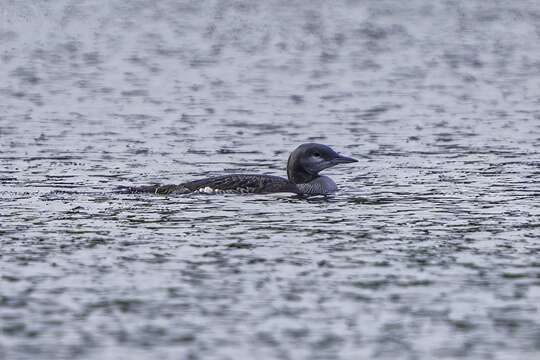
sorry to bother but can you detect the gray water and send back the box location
[1,1,540,359]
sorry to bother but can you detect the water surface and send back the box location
[1,1,540,359]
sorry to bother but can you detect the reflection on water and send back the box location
[1,0,540,359]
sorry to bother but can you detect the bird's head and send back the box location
[287,143,358,184]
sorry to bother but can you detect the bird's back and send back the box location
[121,174,298,195]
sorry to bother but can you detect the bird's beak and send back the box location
[331,154,359,164]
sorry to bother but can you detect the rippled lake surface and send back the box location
[1,1,540,359]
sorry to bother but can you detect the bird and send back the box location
[120,143,358,196]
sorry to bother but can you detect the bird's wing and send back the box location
[178,174,298,194]
[119,175,297,195]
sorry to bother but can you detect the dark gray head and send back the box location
[286,143,358,184]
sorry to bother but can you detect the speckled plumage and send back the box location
[154,174,297,195]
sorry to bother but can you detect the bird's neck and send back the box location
[287,164,318,184]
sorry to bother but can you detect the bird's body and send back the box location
[153,174,297,195]
[121,143,358,196]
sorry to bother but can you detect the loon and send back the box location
[121,143,358,196]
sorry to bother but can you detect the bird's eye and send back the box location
[313,152,321,157]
